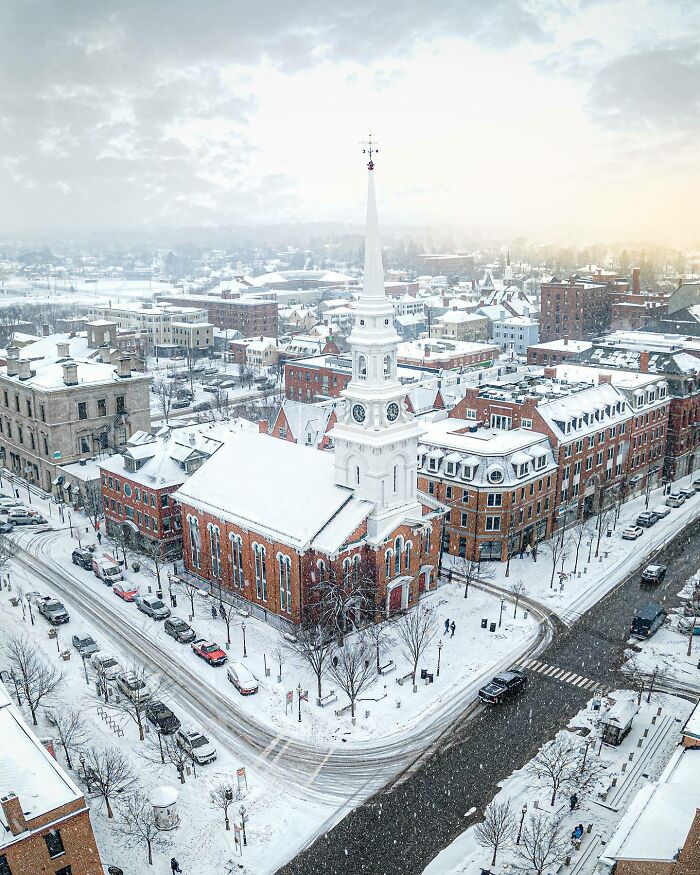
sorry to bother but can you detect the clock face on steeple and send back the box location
[352,403,366,423]
[386,402,400,422]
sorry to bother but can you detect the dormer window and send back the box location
[429,457,438,472]
[488,467,503,484]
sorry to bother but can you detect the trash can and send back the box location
[427,673,434,683]
[420,668,428,680]
[489,622,496,632]
[481,618,487,629]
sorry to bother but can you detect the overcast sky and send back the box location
[1,0,698,244]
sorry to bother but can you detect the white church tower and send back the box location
[331,139,424,539]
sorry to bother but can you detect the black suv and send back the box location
[641,564,667,585]
[164,617,197,643]
[71,548,94,570]
[145,701,181,735]
[478,668,527,704]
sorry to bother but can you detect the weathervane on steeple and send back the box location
[361,131,379,170]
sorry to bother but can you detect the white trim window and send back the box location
[187,515,201,570]
[521,418,532,429]
[254,543,267,601]
[394,537,403,576]
[485,516,501,532]
[277,553,292,614]
[404,541,412,571]
[208,524,222,579]
[230,534,243,589]
[385,549,393,579]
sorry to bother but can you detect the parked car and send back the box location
[113,583,140,602]
[72,634,99,658]
[171,399,191,409]
[257,380,275,391]
[630,603,666,639]
[0,522,14,533]
[651,504,671,519]
[71,548,94,570]
[92,555,123,584]
[176,729,217,764]
[692,479,700,492]
[636,512,658,528]
[202,385,220,394]
[10,513,47,526]
[116,672,151,703]
[192,402,211,412]
[37,596,69,624]
[164,617,197,643]
[680,486,697,500]
[191,639,227,666]
[226,661,259,695]
[135,595,171,620]
[146,701,181,735]
[478,669,527,704]
[90,652,121,680]
[666,493,685,507]
[641,564,667,585]
[219,380,236,389]
[622,526,644,540]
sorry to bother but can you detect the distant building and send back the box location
[491,315,539,356]
[431,310,489,343]
[417,254,475,276]
[89,303,214,356]
[396,339,498,371]
[156,291,279,338]
[527,337,593,366]
[539,278,610,342]
[229,336,279,369]
[0,682,103,875]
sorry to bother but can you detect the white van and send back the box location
[92,554,123,584]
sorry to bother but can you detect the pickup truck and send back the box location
[478,669,527,704]
[37,596,70,625]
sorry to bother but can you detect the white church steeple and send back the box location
[330,138,424,539]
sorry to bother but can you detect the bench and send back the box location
[334,702,353,717]
[396,672,414,686]
[283,632,298,645]
[317,690,338,708]
[378,660,396,675]
[235,608,250,618]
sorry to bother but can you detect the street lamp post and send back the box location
[241,621,247,658]
[297,683,302,723]
[516,803,528,844]
[224,788,233,830]
[26,594,34,626]
[498,597,506,628]
[437,639,443,677]
[239,805,248,846]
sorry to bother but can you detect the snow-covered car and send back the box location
[135,595,171,620]
[71,548,94,570]
[113,583,140,602]
[621,526,644,540]
[90,652,121,680]
[651,504,671,519]
[146,700,181,735]
[478,669,527,704]
[641,564,667,585]
[191,639,227,666]
[0,522,14,533]
[116,672,151,703]
[666,493,685,507]
[226,661,258,695]
[171,399,190,409]
[10,513,47,526]
[37,596,70,624]
[692,479,700,492]
[635,512,658,528]
[92,554,123,584]
[164,617,197,643]
[176,729,217,764]
[679,486,697,499]
[72,634,99,657]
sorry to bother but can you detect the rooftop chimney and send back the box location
[632,267,641,294]
[6,347,19,377]
[640,351,650,373]
[17,359,31,380]
[563,335,569,346]
[116,357,131,379]
[544,367,557,379]
[1,793,27,836]
[56,341,70,359]
[598,374,612,385]
[42,323,50,337]
[259,419,268,434]
[62,361,78,386]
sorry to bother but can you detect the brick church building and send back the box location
[175,156,445,626]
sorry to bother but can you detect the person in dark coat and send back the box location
[171,859,182,874]
[450,620,456,637]
[570,792,578,811]
[211,604,217,619]
[97,531,102,545]
[444,619,450,635]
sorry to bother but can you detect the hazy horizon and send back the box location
[2,1,699,246]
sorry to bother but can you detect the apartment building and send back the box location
[0,336,151,493]
[89,303,213,355]
[155,292,278,337]
[396,339,498,371]
[539,278,610,342]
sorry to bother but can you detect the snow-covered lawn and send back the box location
[422,690,692,875]
[446,474,700,626]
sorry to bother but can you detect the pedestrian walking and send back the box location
[525,543,532,559]
[219,603,226,620]
[211,604,217,620]
[171,859,182,874]
[532,544,538,562]
[450,620,455,638]
[569,792,578,811]
[519,546,524,559]
[171,593,177,608]
[444,619,450,635]
[97,531,102,545]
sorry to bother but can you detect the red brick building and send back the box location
[539,278,611,342]
[527,337,593,366]
[0,685,103,875]
[284,354,352,402]
[157,292,278,337]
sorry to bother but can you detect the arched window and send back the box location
[393,464,398,493]
[358,355,367,379]
[230,534,243,589]
[278,553,292,614]
[208,524,221,578]
[394,536,403,576]
[385,549,393,579]
[253,543,267,601]
[317,559,327,584]
[405,541,412,571]
[187,515,201,570]
[356,465,361,485]
[342,557,352,586]
[383,355,391,377]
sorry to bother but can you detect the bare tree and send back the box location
[509,578,527,619]
[50,706,88,770]
[475,800,516,867]
[395,604,438,690]
[569,518,593,574]
[82,744,137,818]
[176,576,201,621]
[619,655,647,705]
[0,534,18,570]
[528,736,583,808]
[327,635,375,718]
[454,555,493,598]
[108,524,132,569]
[3,634,63,725]
[594,501,616,558]
[287,620,334,700]
[645,662,672,703]
[542,531,571,589]
[82,481,103,530]
[103,662,169,740]
[136,539,166,592]
[153,380,176,423]
[216,598,238,646]
[365,616,396,673]
[272,643,285,682]
[140,730,191,784]
[115,789,169,866]
[517,812,568,875]
[210,780,242,831]
[308,555,376,645]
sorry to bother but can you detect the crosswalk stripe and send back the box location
[582,679,596,689]
[306,747,334,785]
[575,677,591,688]
[272,738,293,764]
[543,665,560,676]
[560,672,574,682]
[259,732,284,762]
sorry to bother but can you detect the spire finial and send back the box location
[361,131,379,170]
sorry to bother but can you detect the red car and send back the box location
[113,583,139,602]
[191,639,228,666]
